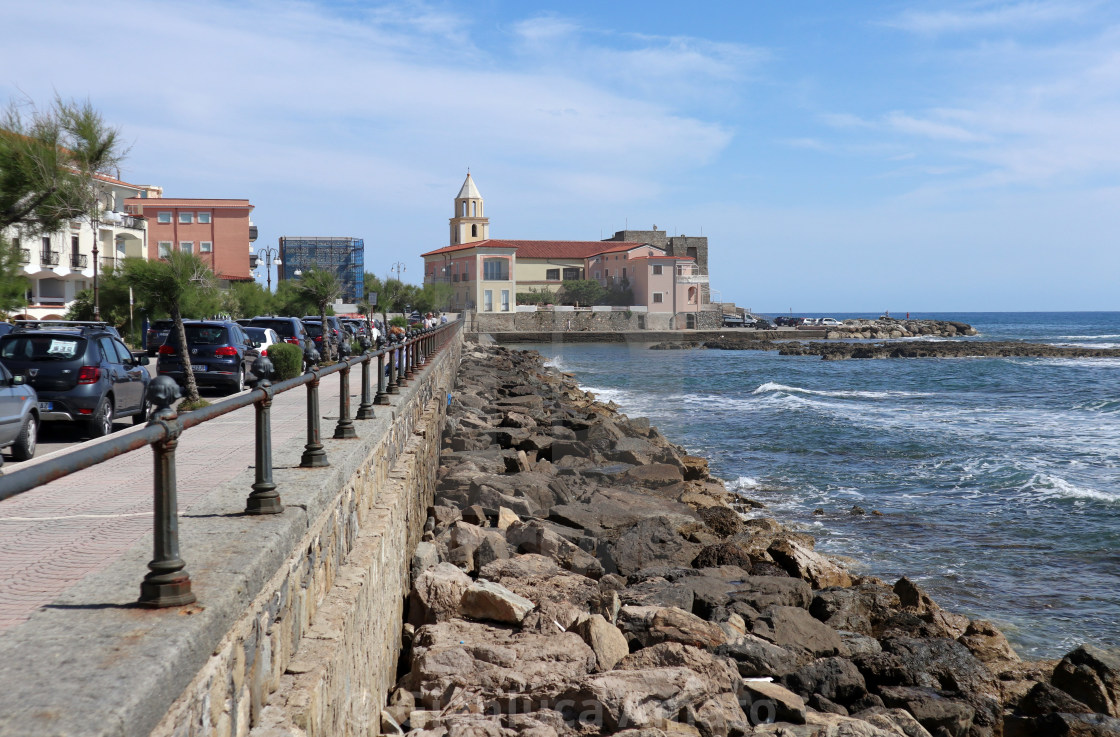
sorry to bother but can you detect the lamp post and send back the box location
[254,246,282,291]
[390,261,406,282]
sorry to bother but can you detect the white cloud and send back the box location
[885,1,1097,35]
[885,112,986,142]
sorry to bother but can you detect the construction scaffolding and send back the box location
[277,236,365,302]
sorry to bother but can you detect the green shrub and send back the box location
[267,342,304,380]
[351,339,362,355]
[389,316,407,328]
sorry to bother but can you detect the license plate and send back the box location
[38,401,52,411]
[192,365,207,372]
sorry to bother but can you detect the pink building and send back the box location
[626,255,703,316]
[124,198,254,283]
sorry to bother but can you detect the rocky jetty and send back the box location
[778,341,1120,361]
[823,319,978,340]
[387,344,1120,737]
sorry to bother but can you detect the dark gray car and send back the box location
[0,361,38,460]
[157,320,260,394]
[0,322,151,437]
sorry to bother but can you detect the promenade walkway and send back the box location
[0,372,348,631]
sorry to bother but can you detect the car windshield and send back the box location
[180,325,228,345]
[304,324,323,337]
[244,327,269,341]
[0,335,86,360]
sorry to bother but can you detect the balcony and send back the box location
[19,249,30,264]
[676,273,708,285]
[101,256,118,271]
[70,254,89,269]
[40,251,60,266]
[99,211,144,230]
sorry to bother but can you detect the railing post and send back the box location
[404,332,417,379]
[356,341,375,419]
[416,328,427,366]
[334,360,357,439]
[246,357,282,515]
[300,368,329,467]
[375,349,389,404]
[139,376,196,608]
[391,338,407,389]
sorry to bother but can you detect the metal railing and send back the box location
[19,249,30,264]
[0,321,460,608]
[70,253,89,268]
[40,250,60,266]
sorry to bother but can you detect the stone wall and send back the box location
[150,334,463,737]
[473,308,721,333]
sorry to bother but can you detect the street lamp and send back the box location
[254,246,282,291]
[389,261,406,281]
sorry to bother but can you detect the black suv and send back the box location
[145,319,174,356]
[244,316,311,357]
[157,320,260,394]
[0,321,151,437]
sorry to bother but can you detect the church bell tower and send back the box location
[450,171,489,246]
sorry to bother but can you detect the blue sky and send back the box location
[3,1,1119,311]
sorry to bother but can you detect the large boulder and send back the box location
[878,686,975,737]
[750,606,848,660]
[571,615,630,672]
[410,563,474,626]
[893,577,970,639]
[459,579,535,624]
[714,634,801,679]
[810,581,901,635]
[781,656,868,707]
[1051,644,1120,718]
[957,619,1020,667]
[728,576,812,611]
[505,520,604,579]
[617,606,728,649]
[768,538,852,589]
[607,516,704,577]
[405,620,596,712]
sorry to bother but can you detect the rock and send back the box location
[697,507,742,538]
[410,563,474,626]
[679,455,710,481]
[411,541,441,580]
[768,538,852,589]
[496,507,520,530]
[505,520,604,579]
[617,606,728,649]
[750,606,847,660]
[407,620,596,712]
[474,536,510,570]
[1051,644,1120,718]
[691,542,753,570]
[714,634,801,679]
[459,579,535,624]
[561,667,744,735]
[781,656,868,706]
[1005,712,1120,737]
[482,562,602,632]
[618,642,742,691]
[851,707,934,737]
[608,516,704,577]
[625,463,686,488]
[571,614,630,672]
[619,577,695,612]
[478,554,560,581]
[728,576,812,611]
[810,581,900,635]
[957,619,1020,666]
[1018,681,1094,716]
[880,636,999,698]
[893,577,970,639]
[739,680,807,725]
[877,686,975,737]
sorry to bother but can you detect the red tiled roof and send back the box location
[628,254,695,261]
[421,239,649,259]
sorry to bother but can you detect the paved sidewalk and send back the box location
[0,373,351,631]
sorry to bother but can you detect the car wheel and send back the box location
[88,397,114,438]
[11,414,37,461]
[229,368,244,395]
[132,394,150,425]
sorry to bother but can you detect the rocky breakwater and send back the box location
[385,344,1120,737]
[823,319,978,341]
[778,341,1120,361]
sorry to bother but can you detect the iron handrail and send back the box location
[0,320,461,607]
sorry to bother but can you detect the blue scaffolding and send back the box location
[277,237,365,302]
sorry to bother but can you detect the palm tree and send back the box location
[296,268,342,361]
[124,252,216,403]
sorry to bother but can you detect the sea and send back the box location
[521,312,1120,660]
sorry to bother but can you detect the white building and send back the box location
[2,174,159,319]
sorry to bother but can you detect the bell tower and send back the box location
[449,171,489,246]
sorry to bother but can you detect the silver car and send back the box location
[0,360,38,461]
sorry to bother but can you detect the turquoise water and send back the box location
[521,312,1120,659]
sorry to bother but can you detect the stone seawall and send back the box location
[474,309,723,333]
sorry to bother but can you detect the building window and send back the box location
[501,290,510,311]
[652,264,663,275]
[483,258,507,281]
[157,212,172,223]
[158,242,172,258]
[471,224,477,238]
[653,293,664,304]
[484,290,493,312]
[545,268,560,281]
[200,241,213,253]
[562,267,580,280]
[198,212,212,224]
[179,241,194,254]
[179,212,193,224]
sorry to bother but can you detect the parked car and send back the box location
[0,323,13,337]
[0,361,38,460]
[146,319,174,356]
[301,321,333,357]
[0,321,151,437]
[244,316,312,357]
[243,326,281,357]
[157,320,260,394]
[818,317,843,327]
[752,318,775,330]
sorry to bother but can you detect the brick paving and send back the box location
[0,373,349,631]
